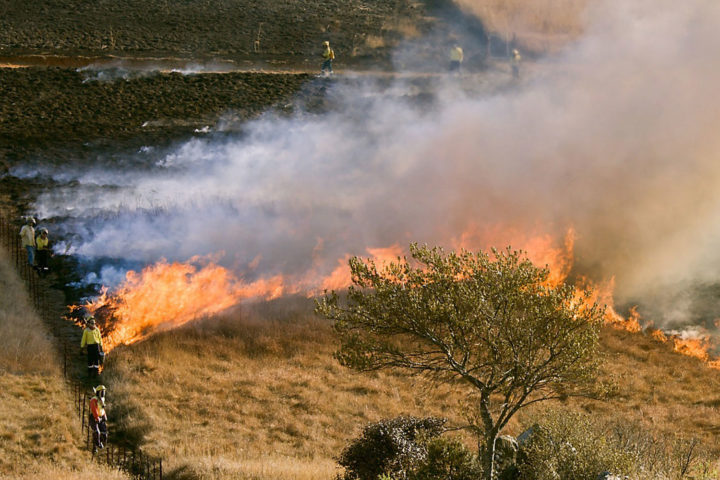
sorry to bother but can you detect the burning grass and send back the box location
[0,248,128,479]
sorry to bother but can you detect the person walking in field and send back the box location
[449,43,464,73]
[89,385,108,451]
[511,48,522,79]
[35,228,52,275]
[81,316,104,378]
[19,217,36,267]
[321,40,335,76]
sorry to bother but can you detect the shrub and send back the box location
[410,436,482,480]
[516,411,636,480]
[338,416,447,480]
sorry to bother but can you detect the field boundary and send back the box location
[0,214,164,480]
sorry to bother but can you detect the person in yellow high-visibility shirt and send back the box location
[512,49,522,79]
[89,385,108,451]
[449,44,464,73]
[321,40,335,76]
[81,316,103,378]
[35,228,52,275]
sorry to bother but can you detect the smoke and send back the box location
[22,0,720,330]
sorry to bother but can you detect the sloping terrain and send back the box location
[0,245,129,479]
[102,299,720,479]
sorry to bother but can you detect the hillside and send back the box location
[99,298,720,479]
[0,246,128,480]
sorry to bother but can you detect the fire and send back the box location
[672,337,710,363]
[70,225,720,369]
[80,258,286,352]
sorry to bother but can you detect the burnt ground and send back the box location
[0,0,430,65]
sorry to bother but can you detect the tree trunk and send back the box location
[481,433,498,480]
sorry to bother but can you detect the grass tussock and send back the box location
[0,248,129,479]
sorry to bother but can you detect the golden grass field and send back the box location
[99,296,720,480]
[0,247,128,480]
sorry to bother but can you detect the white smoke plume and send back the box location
[24,0,720,330]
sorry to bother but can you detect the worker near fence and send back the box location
[35,228,51,274]
[19,217,36,267]
[321,40,335,75]
[81,316,104,378]
[449,43,464,73]
[89,385,108,451]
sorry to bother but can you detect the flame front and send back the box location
[73,227,720,368]
[83,258,285,352]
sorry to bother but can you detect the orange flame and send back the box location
[672,337,710,363]
[81,258,285,352]
[70,226,720,368]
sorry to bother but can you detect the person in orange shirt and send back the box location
[89,385,108,451]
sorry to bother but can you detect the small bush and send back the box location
[517,411,635,480]
[338,416,447,480]
[410,436,481,480]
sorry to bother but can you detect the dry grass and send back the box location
[0,247,129,479]
[460,0,590,53]
[105,297,473,479]
[0,249,58,375]
[565,327,720,448]
[105,296,720,479]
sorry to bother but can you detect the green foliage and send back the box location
[317,243,604,479]
[410,436,482,480]
[517,411,637,480]
[338,416,447,480]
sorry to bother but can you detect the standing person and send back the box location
[35,228,52,275]
[19,217,36,267]
[449,43,464,73]
[321,40,335,76]
[81,316,103,378]
[511,48,522,79]
[89,385,108,451]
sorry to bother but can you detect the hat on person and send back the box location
[323,40,330,46]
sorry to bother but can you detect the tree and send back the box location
[316,244,604,480]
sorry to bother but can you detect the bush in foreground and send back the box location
[338,416,447,480]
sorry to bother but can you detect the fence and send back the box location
[1,215,164,479]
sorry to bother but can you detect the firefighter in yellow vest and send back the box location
[81,316,104,378]
[35,228,51,274]
[512,49,522,79]
[89,385,108,451]
[449,44,464,73]
[321,40,335,75]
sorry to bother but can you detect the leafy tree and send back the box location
[316,244,603,480]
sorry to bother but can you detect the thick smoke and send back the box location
[24,0,720,330]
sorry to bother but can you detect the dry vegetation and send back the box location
[459,0,590,53]
[105,298,472,480]
[104,297,720,479]
[0,247,128,479]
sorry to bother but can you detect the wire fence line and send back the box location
[1,215,164,479]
